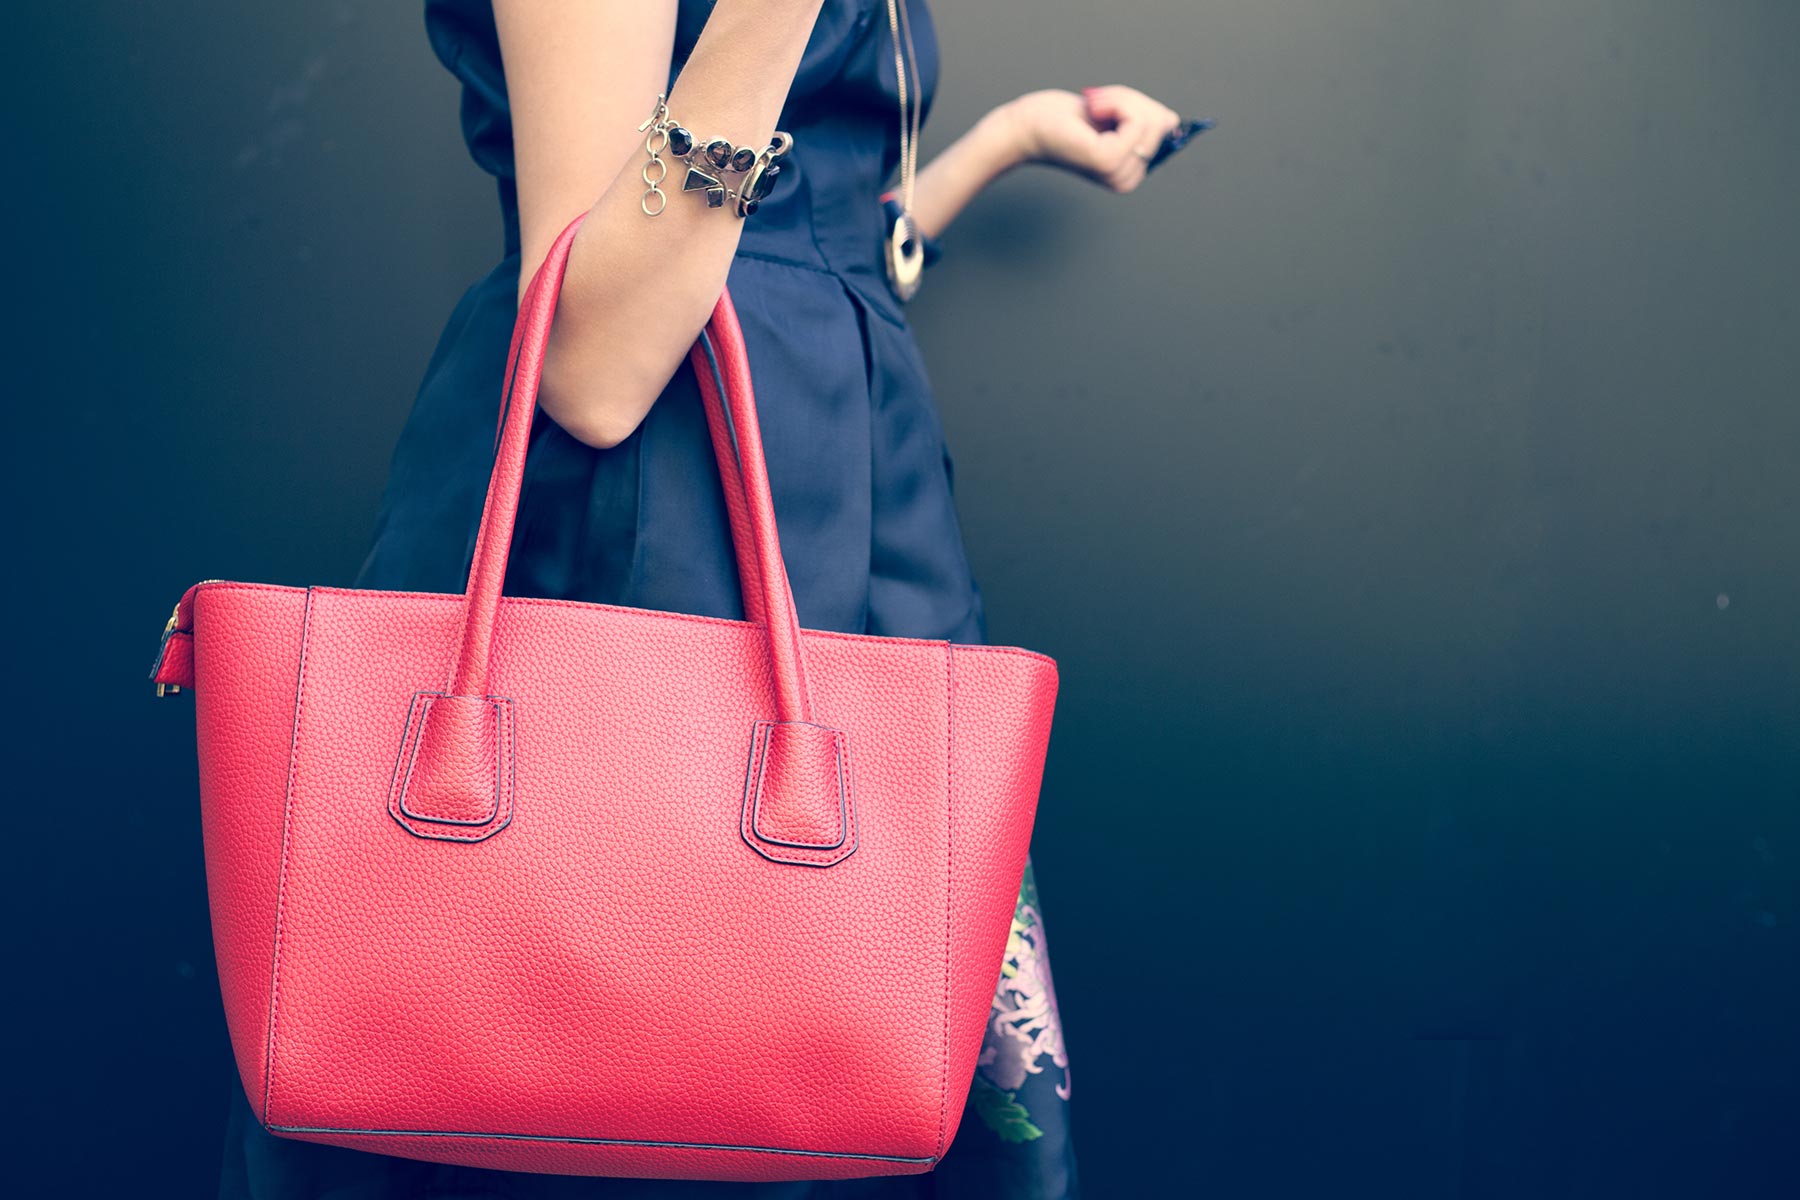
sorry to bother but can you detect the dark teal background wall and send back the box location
[6,2,1797,1195]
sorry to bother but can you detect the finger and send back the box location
[1053,118,1105,174]
[1093,129,1150,192]
[1103,90,1156,140]
[1118,132,1152,187]
[1085,88,1172,186]
[1107,155,1149,194]
[1136,106,1196,173]
[1112,106,1163,163]
[1080,85,1129,129]
[1091,128,1136,172]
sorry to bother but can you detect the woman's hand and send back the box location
[1000,85,1184,194]
[910,83,1186,243]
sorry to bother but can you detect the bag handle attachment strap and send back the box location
[397,211,852,863]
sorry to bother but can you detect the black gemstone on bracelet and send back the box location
[730,146,757,172]
[746,161,781,202]
[743,200,759,216]
[668,126,693,156]
[705,139,734,169]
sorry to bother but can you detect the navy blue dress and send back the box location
[219,2,1077,1195]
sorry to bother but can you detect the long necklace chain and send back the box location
[886,0,922,216]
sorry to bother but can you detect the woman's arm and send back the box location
[912,85,1184,243]
[496,0,826,449]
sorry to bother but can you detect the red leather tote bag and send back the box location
[147,213,1057,1181]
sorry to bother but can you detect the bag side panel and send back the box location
[940,645,1059,1150]
[192,583,312,1117]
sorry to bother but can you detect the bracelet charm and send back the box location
[637,95,792,219]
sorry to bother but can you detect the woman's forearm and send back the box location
[507,0,826,449]
[910,102,1029,243]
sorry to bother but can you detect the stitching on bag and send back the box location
[305,585,957,647]
[191,581,306,604]
[388,694,517,843]
[424,696,514,842]
[748,722,849,850]
[229,583,1059,666]
[262,585,315,1125]
[186,582,1051,665]
[940,642,1058,669]
[752,725,846,848]
[195,581,303,595]
[739,721,857,867]
[403,697,514,842]
[265,1123,936,1164]
[383,694,423,833]
[937,643,954,1158]
[395,694,503,826]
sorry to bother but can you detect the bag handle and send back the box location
[398,212,852,857]
[450,211,812,723]
[486,238,767,627]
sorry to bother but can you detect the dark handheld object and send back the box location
[1145,117,1215,172]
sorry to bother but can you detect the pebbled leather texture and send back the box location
[388,691,516,841]
[150,212,1058,1180]
[742,720,856,867]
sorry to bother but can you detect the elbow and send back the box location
[532,296,704,450]
[566,417,638,451]
[537,367,648,450]
[544,399,642,451]
[583,427,630,451]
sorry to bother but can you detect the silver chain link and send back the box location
[638,96,672,216]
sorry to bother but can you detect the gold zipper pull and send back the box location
[154,601,183,697]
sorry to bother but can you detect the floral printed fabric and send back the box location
[979,860,1072,1107]
[932,859,1080,1198]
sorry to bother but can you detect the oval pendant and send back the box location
[885,209,924,303]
